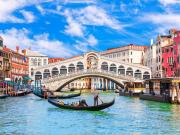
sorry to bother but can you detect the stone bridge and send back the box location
[43,69,136,91]
[33,51,151,91]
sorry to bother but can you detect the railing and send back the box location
[43,69,135,83]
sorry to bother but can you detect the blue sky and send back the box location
[0,0,180,57]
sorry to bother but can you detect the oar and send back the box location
[98,96,104,103]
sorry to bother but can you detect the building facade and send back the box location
[159,29,180,78]
[11,46,29,83]
[2,46,12,80]
[100,44,147,64]
[144,42,157,78]
[26,49,48,80]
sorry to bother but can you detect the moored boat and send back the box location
[0,94,9,99]
[33,90,81,99]
[48,98,115,111]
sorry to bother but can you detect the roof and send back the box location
[26,49,47,57]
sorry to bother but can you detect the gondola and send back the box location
[48,98,115,111]
[0,94,8,99]
[33,90,81,99]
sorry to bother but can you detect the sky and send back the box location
[0,0,180,58]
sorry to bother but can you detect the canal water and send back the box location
[0,93,180,135]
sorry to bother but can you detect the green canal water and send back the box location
[0,93,180,135]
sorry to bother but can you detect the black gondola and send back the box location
[0,94,8,99]
[33,90,81,99]
[48,98,115,111]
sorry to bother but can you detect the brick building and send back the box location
[11,46,29,83]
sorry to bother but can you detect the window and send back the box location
[166,49,169,53]
[43,59,47,65]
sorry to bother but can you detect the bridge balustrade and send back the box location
[43,69,135,83]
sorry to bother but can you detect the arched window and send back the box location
[52,67,59,76]
[143,71,150,79]
[101,62,108,71]
[134,70,142,79]
[43,69,50,78]
[110,64,117,73]
[60,66,67,75]
[35,71,42,80]
[68,64,75,73]
[126,67,133,76]
[77,62,84,71]
[118,65,125,75]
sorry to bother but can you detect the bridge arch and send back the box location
[68,64,75,73]
[110,63,117,73]
[126,67,133,76]
[43,69,50,78]
[52,67,59,77]
[60,66,67,75]
[118,65,125,75]
[77,62,84,71]
[101,62,108,71]
[134,69,142,79]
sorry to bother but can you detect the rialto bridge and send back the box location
[33,52,151,91]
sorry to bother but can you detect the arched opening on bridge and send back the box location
[35,71,42,80]
[143,71,150,79]
[77,62,84,71]
[110,64,117,73]
[118,65,125,75]
[126,67,133,76]
[52,67,59,77]
[55,74,125,91]
[68,64,75,73]
[101,62,108,71]
[134,70,142,79]
[60,66,67,75]
[43,69,50,79]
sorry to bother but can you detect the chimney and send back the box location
[16,46,19,53]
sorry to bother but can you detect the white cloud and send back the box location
[74,34,98,52]
[159,0,180,6]
[63,0,95,4]
[63,5,122,38]
[140,13,180,34]
[73,6,122,30]
[20,10,35,23]
[64,10,84,37]
[141,13,180,27]
[0,0,52,23]
[36,5,45,15]
[87,35,98,46]
[0,28,76,57]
